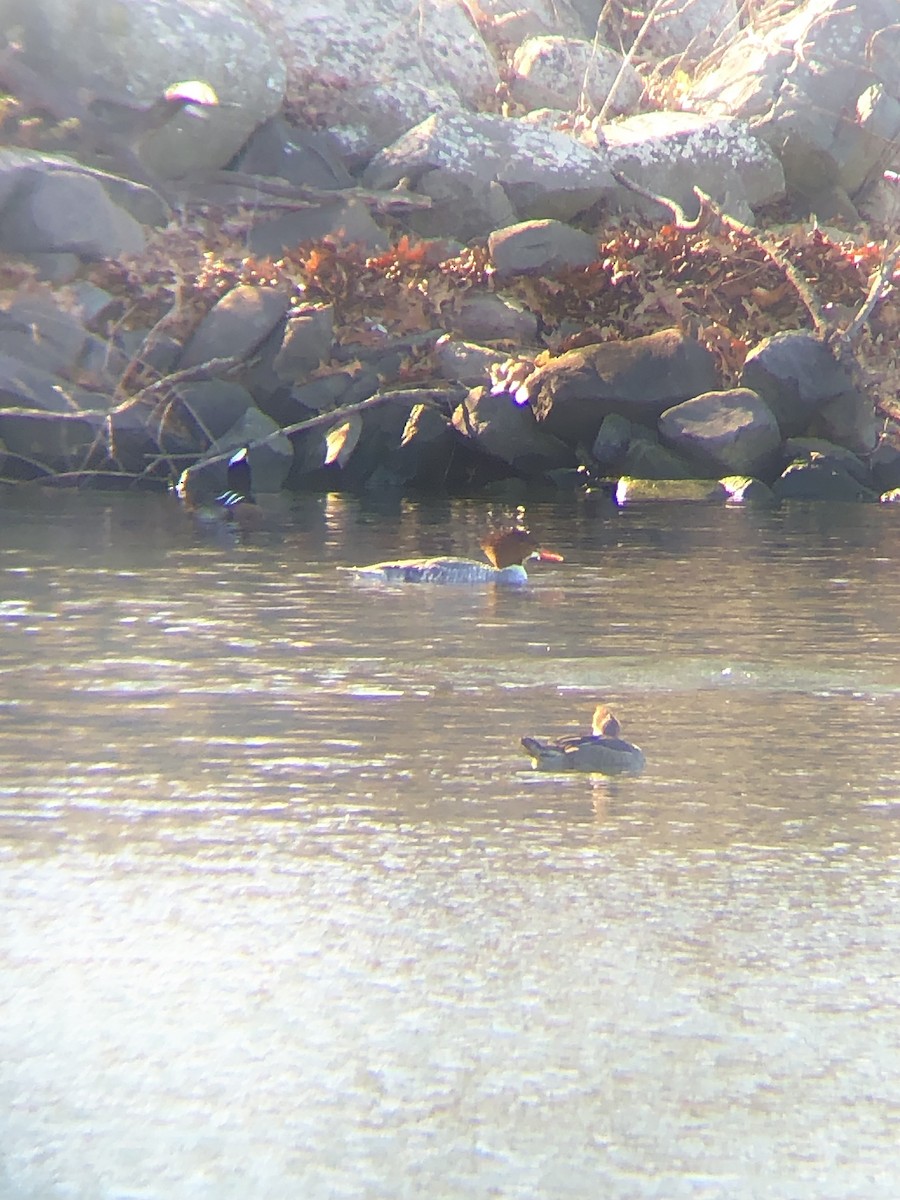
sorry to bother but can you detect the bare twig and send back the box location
[177,170,432,215]
[612,168,708,230]
[594,0,667,124]
[836,240,900,350]
[613,169,830,335]
[154,388,447,479]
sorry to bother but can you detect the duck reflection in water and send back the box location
[521,705,645,776]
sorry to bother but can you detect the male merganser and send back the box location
[215,446,254,509]
[210,447,269,530]
[521,704,645,775]
[348,526,563,585]
[179,446,263,531]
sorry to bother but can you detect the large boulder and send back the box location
[508,36,641,116]
[488,219,598,276]
[604,112,784,225]
[685,0,900,211]
[773,454,879,502]
[478,0,588,43]
[248,0,499,163]
[595,0,740,60]
[452,386,575,475]
[740,330,876,452]
[179,285,293,370]
[0,0,285,178]
[363,111,616,228]
[658,388,782,476]
[0,408,107,478]
[0,167,145,259]
[525,329,719,445]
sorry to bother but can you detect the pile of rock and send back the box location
[0,0,897,503]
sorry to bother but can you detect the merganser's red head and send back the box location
[479,527,564,571]
[591,705,622,737]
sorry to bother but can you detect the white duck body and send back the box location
[348,528,562,586]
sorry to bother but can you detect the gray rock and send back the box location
[314,399,417,490]
[719,475,776,504]
[773,457,878,502]
[107,403,165,474]
[0,351,78,413]
[658,388,782,476]
[75,335,129,394]
[274,307,335,381]
[171,381,257,441]
[264,0,499,162]
[119,331,181,378]
[813,389,878,456]
[28,252,81,283]
[233,117,353,190]
[433,339,510,388]
[364,111,615,224]
[485,0,587,44]
[870,438,900,493]
[488,219,597,276]
[441,295,539,344]
[405,170,517,241]
[740,330,864,441]
[0,170,145,259]
[452,386,575,475]
[686,0,900,206]
[246,199,388,258]
[781,438,874,488]
[1,0,286,180]
[179,285,292,370]
[527,329,719,445]
[604,111,784,225]
[509,36,641,116]
[66,283,118,328]
[382,401,456,489]
[290,372,375,415]
[619,435,698,481]
[0,408,105,475]
[616,475,728,502]
[595,0,739,60]
[1,295,89,368]
[591,412,633,467]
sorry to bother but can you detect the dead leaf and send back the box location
[324,414,362,467]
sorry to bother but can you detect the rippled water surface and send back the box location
[1,490,899,1199]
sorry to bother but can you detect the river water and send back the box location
[1,488,899,1199]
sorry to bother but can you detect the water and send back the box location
[1,489,899,1199]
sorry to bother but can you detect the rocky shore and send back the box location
[1,0,899,508]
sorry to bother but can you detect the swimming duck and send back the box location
[521,705,645,775]
[209,447,267,530]
[348,526,563,585]
[215,446,254,507]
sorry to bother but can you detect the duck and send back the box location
[210,447,267,530]
[215,446,254,508]
[347,526,563,585]
[521,704,645,775]
[177,446,261,529]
